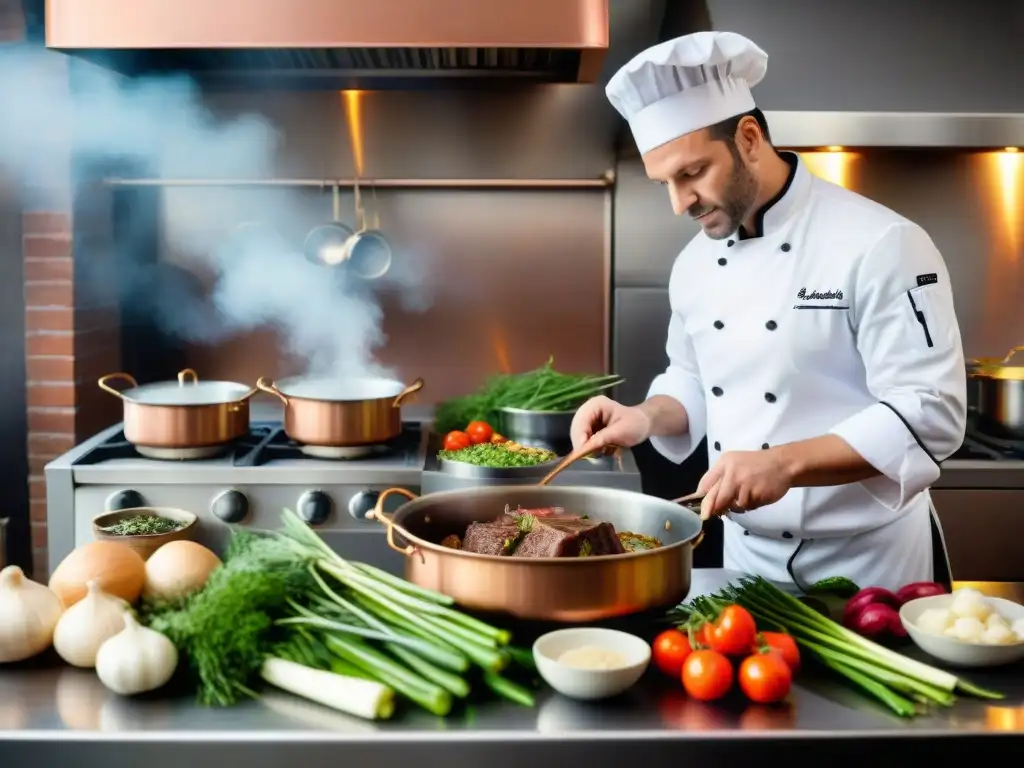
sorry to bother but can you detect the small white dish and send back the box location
[900,593,1024,668]
[532,627,650,701]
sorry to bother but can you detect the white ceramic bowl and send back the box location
[532,628,650,701]
[899,593,1024,668]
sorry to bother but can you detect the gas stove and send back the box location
[44,414,641,576]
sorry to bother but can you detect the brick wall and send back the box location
[5,1,123,577]
[24,212,76,576]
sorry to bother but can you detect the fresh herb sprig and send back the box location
[434,356,624,433]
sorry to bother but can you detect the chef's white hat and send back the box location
[605,31,768,155]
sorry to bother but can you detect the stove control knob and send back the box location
[348,490,380,521]
[212,490,249,523]
[106,489,145,512]
[298,490,332,526]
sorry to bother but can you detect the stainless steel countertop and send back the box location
[2,569,1022,767]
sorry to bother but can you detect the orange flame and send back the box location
[341,90,365,177]
[489,325,512,374]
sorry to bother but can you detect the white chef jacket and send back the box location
[647,152,967,591]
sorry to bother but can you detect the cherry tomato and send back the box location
[757,632,801,672]
[652,629,692,678]
[466,421,494,445]
[705,604,758,656]
[681,649,733,701]
[443,431,472,451]
[738,652,792,704]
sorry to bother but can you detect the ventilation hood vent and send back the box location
[46,0,610,89]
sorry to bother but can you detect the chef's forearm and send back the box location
[638,395,690,438]
[773,435,881,487]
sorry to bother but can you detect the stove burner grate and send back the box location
[73,422,422,467]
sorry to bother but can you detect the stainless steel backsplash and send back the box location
[155,88,619,402]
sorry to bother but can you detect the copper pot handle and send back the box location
[97,373,139,399]
[1001,346,1024,364]
[177,368,199,385]
[366,488,423,562]
[670,492,707,549]
[392,378,424,408]
[256,377,289,404]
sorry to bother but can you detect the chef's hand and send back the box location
[570,396,651,453]
[696,450,792,520]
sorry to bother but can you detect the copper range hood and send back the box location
[45,0,610,88]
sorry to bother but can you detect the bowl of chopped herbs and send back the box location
[92,507,198,560]
[438,440,561,479]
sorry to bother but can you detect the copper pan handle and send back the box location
[537,442,620,486]
[1001,346,1024,364]
[177,368,198,385]
[97,373,138,399]
[392,378,424,408]
[256,377,289,405]
[670,492,708,549]
[366,488,423,562]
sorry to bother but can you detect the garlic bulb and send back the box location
[95,613,178,695]
[0,565,64,663]
[53,580,129,668]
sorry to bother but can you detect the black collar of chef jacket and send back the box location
[737,151,799,241]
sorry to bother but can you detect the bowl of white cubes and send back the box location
[899,587,1024,667]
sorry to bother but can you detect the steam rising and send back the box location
[0,45,430,379]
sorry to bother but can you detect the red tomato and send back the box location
[757,632,801,672]
[465,421,494,445]
[443,431,472,451]
[652,629,692,678]
[681,650,733,702]
[705,604,758,656]
[738,652,792,704]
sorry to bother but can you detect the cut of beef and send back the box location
[515,515,625,558]
[545,518,625,556]
[462,518,521,556]
[514,524,579,557]
[458,510,635,558]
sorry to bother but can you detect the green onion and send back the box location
[482,672,536,707]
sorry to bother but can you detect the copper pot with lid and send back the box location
[969,346,1024,439]
[98,369,256,458]
[256,375,424,449]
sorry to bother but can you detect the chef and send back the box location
[570,31,967,591]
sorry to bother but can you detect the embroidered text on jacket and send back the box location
[796,288,844,301]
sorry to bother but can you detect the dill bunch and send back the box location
[146,530,315,706]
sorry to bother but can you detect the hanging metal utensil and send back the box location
[303,184,355,267]
[341,176,392,280]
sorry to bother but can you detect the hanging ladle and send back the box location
[303,184,354,267]
[341,177,392,280]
